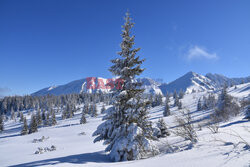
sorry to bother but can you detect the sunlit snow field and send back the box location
[0,83,250,167]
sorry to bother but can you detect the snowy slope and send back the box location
[228,82,250,99]
[137,77,163,95]
[160,71,216,94]
[1,86,250,167]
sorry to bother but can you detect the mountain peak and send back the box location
[159,71,215,94]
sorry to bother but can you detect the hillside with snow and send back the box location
[1,83,250,167]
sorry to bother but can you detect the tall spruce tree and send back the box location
[21,117,28,135]
[93,12,157,161]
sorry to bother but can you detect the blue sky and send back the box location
[0,0,250,96]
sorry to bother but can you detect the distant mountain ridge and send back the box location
[32,77,163,96]
[32,72,250,96]
[206,73,250,88]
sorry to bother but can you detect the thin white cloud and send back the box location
[187,45,218,60]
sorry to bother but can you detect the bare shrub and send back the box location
[174,109,198,143]
[207,113,220,133]
[207,123,219,133]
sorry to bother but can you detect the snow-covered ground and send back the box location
[0,84,250,167]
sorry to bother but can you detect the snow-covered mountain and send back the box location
[32,72,250,96]
[160,71,216,94]
[206,73,250,88]
[32,77,110,96]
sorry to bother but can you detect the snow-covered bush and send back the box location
[78,132,86,136]
[34,145,56,154]
[154,118,170,138]
[32,136,49,143]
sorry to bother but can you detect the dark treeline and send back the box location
[0,93,112,115]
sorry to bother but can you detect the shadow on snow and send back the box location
[10,151,112,167]
[220,119,249,128]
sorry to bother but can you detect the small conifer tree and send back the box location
[101,104,106,114]
[36,109,42,126]
[19,112,24,122]
[174,96,180,107]
[91,104,98,117]
[0,114,4,132]
[197,98,202,111]
[80,110,87,124]
[50,111,57,126]
[21,117,28,135]
[178,101,182,109]
[42,110,46,120]
[163,100,170,117]
[29,114,38,134]
[245,105,250,120]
